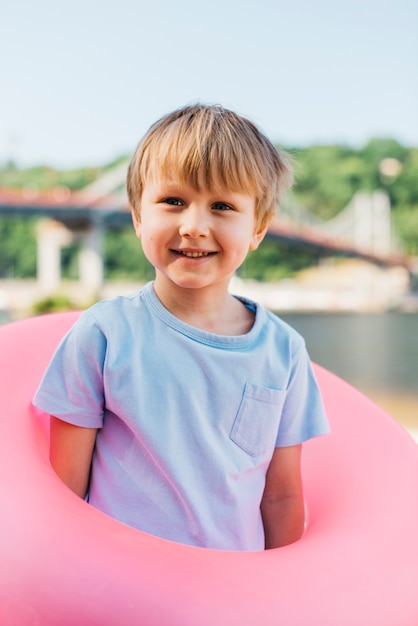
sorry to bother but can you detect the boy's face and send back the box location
[132,170,268,295]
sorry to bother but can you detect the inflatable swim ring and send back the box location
[0,311,417,626]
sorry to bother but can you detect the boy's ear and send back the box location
[249,222,270,251]
[131,209,141,238]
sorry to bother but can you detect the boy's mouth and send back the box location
[173,250,215,258]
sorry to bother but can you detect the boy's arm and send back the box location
[50,416,98,499]
[260,444,305,549]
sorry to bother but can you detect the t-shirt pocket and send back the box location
[230,383,286,456]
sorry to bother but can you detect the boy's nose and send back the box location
[178,206,210,238]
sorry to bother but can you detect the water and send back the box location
[279,311,418,436]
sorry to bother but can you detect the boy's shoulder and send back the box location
[264,307,306,349]
[79,284,151,330]
[234,293,306,348]
[264,307,303,337]
[89,283,151,313]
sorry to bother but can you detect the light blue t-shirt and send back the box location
[33,282,329,551]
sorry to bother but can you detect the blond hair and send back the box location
[127,104,293,230]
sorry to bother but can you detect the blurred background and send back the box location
[1,0,417,439]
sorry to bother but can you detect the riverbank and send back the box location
[232,258,414,312]
[364,390,418,443]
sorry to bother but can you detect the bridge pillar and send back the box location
[354,191,392,257]
[371,191,391,257]
[77,221,104,295]
[36,219,73,294]
[36,218,105,298]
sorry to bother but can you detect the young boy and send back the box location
[33,104,329,551]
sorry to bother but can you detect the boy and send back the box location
[33,104,329,551]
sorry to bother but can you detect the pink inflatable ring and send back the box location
[1,311,417,625]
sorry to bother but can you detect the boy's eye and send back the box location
[163,197,183,206]
[212,202,233,211]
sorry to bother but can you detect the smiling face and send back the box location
[127,105,293,311]
[132,170,269,300]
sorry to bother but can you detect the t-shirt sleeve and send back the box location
[275,339,329,447]
[32,310,106,428]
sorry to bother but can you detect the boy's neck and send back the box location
[152,279,255,336]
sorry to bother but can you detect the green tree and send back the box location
[0,218,37,277]
[105,226,154,281]
[290,145,367,219]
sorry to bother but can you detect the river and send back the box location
[279,311,418,440]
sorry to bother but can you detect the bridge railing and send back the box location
[280,190,404,259]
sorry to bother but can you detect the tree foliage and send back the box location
[0,217,37,277]
[105,227,154,281]
[0,163,102,192]
[290,139,416,219]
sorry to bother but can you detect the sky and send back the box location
[1,0,417,169]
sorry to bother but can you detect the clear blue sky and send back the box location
[1,0,417,168]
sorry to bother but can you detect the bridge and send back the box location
[0,160,412,296]
[268,191,407,268]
